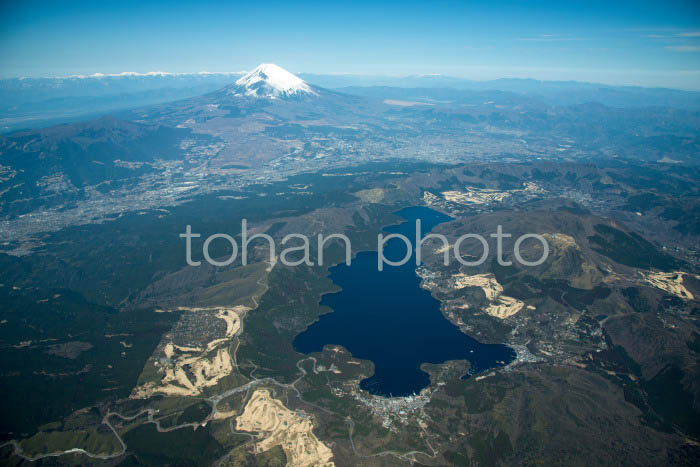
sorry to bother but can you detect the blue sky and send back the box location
[1,0,700,89]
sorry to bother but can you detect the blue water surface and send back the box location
[294,206,515,397]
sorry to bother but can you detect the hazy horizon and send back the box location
[2,65,700,93]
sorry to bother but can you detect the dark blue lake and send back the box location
[294,206,516,397]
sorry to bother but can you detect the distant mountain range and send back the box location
[0,73,243,131]
[4,66,700,131]
[300,73,700,108]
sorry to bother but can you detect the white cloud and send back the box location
[665,45,700,52]
[516,35,588,42]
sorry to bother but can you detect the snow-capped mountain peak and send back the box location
[232,63,317,99]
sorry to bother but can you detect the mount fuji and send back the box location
[227,63,319,99]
